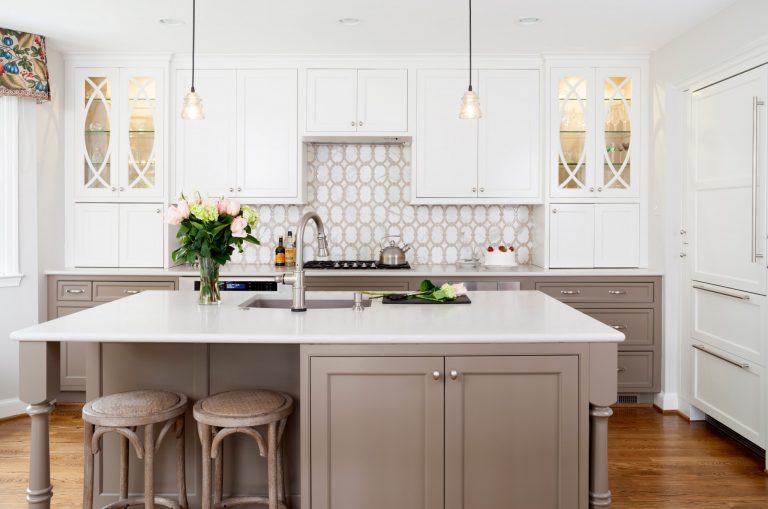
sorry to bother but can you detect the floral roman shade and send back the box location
[0,28,50,102]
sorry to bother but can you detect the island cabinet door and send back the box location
[310,356,445,509]
[444,356,580,509]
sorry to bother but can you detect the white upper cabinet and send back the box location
[551,67,640,199]
[416,69,479,200]
[549,203,639,268]
[415,69,541,203]
[478,70,540,199]
[174,69,237,198]
[357,69,408,132]
[306,69,358,132]
[75,67,164,201]
[305,68,408,133]
[238,69,299,199]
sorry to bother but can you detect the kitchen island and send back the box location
[12,290,623,509]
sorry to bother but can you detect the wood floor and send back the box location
[0,405,766,508]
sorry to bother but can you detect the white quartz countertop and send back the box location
[45,264,663,278]
[11,290,624,344]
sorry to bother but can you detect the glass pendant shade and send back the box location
[181,90,205,120]
[459,89,482,119]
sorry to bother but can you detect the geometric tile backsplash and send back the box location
[229,143,535,265]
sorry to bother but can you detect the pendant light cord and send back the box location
[468,0,473,91]
[191,0,196,93]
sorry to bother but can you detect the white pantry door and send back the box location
[691,65,768,295]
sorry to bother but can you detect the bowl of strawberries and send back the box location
[483,245,518,267]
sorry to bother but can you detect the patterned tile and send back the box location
[230,144,536,265]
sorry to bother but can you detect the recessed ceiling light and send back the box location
[518,17,541,25]
[338,18,361,26]
[158,18,185,26]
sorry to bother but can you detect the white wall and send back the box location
[0,49,64,419]
[649,0,768,411]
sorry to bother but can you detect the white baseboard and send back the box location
[0,397,27,419]
[653,391,679,411]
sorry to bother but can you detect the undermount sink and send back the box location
[239,295,372,310]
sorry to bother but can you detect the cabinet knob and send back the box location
[111,187,116,192]
[155,208,161,213]
[119,187,124,192]
[589,187,595,192]
[552,208,558,214]
[680,229,687,235]
[229,187,234,193]
[358,121,364,127]
[471,187,477,193]
[432,371,441,380]
[449,370,459,380]
[597,187,603,192]
[351,121,356,126]
[680,252,687,258]
[479,187,485,193]
[237,187,242,192]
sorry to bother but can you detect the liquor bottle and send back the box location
[275,237,286,267]
[285,230,296,267]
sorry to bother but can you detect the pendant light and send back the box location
[459,0,481,119]
[181,0,204,119]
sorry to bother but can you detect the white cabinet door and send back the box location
[691,65,768,295]
[74,67,120,200]
[357,69,408,132]
[74,203,119,267]
[415,70,478,199]
[594,203,639,267]
[549,204,594,268]
[119,204,164,267]
[306,69,358,132]
[175,69,237,198]
[478,70,540,200]
[118,68,164,200]
[237,69,299,199]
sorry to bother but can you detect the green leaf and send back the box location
[419,279,438,293]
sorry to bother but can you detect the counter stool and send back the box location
[193,389,294,509]
[82,390,189,509]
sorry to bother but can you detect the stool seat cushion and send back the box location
[84,390,188,426]
[194,389,294,427]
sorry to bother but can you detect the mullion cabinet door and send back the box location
[551,68,595,198]
[118,68,164,200]
[444,355,580,509]
[310,356,445,509]
[75,67,120,200]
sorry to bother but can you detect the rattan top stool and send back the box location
[82,390,189,509]
[193,389,294,509]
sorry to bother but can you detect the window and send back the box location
[0,96,21,287]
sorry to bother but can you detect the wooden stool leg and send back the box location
[267,421,278,509]
[119,433,129,501]
[277,419,287,507]
[213,428,223,505]
[175,416,188,509]
[83,423,95,509]
[144,423,155,509]
[197,422,212,509]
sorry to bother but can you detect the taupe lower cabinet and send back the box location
[309,355,579,509]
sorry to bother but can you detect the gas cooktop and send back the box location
[303,260,411,270]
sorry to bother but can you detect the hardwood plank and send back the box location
[0,405,766,507]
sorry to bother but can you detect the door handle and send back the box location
[692,284,750,301]
[449,370,459,380]
[617,366,627,373]
[607,290,627,295]
[692,344,750,369]
[560,290,580,295]
[66,289,85,294]
[431,371,441,380]
[124,289,140,295]
[611,324,627,330]
[752,96,765,263]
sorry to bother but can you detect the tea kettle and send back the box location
[378,235,411,266]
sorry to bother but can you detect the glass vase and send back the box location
[198,257,221,305]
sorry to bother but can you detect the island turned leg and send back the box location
[590,405,613,507]
[19,341,60,509]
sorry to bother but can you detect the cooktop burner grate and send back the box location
[303,260,411,270]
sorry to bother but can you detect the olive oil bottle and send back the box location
[275,237,286,267]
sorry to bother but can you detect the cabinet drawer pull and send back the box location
[617,366,627,373]
[432,371,441,380]
[449,370,459,380]
[608,290,627,295]
[560,290,580,295]
[692,344,750,369]
[124,289,140,295]
[612,325,627,330]
[692,284,750,301]
[66,289,85,294]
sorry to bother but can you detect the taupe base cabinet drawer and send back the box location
[536,282,654,304]
[48,275,179,392]
[580,309,654,348]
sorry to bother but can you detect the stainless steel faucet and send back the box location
[275,211,329,311]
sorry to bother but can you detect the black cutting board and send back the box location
[383,295,472,304]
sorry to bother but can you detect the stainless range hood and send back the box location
[302,135,411,146]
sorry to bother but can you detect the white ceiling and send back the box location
[0,0,737,55]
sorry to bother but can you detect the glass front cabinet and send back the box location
[74,67,164,201]
[550,67,640,198]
